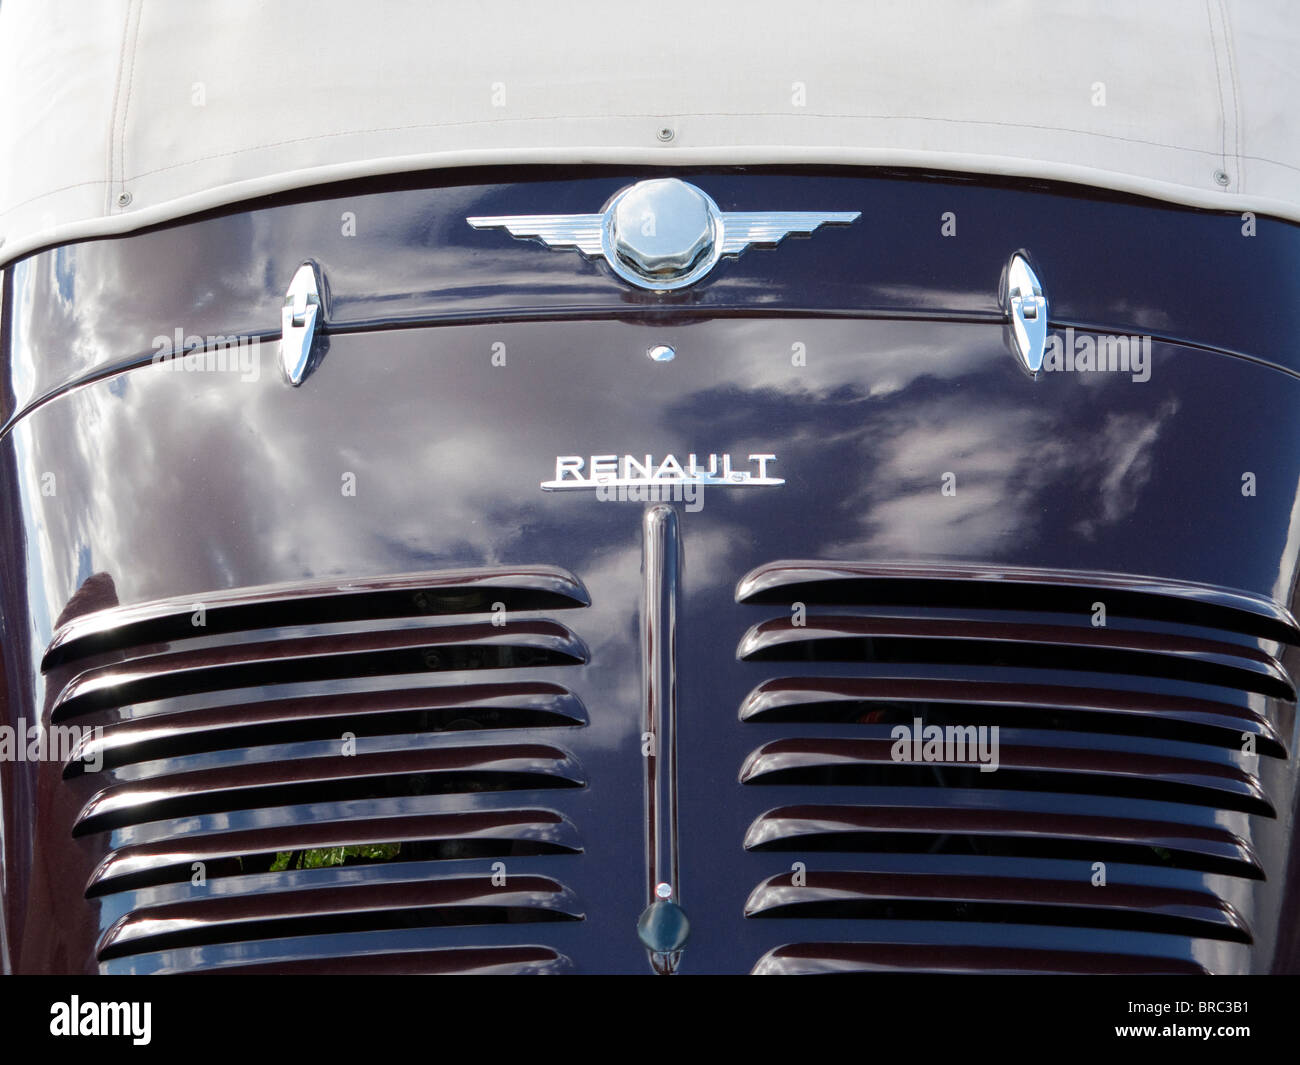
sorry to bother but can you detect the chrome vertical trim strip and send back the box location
[636,504,690,972]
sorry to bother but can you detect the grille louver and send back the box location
[46,566,591,974]
[185,944,573,975]
[751,942,1206,975]
[736,560,1298,975]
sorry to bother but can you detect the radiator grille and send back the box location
[737,560,1298,975]
[47,566,591,974]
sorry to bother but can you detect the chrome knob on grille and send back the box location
[609,178,716,281]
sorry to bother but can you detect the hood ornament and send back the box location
[468,178,859,291]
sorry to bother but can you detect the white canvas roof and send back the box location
[1,0,1297,267]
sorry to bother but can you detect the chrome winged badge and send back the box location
[468,178,859,290]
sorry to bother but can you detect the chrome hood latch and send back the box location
[1002,253,1048,376]
[280,261,324,386]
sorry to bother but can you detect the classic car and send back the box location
[1,0,1298,975]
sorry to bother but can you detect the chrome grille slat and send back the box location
[97,873,584,960]
[53,619,589,721]
[88,808,581,895]
[64,680,587,775]
[44,564,590,670]
[738,614,1293,700]
[75,742,585,835]
[743,869,1250,942]
[736,560,1300,645]
[745,801,1262,877]
[740,675,1284,756]
[180,944,575,975]
[740,733,1271,814]
[103,928,580,975]
[751,942,1207,975]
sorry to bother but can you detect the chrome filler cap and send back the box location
[608,178,717,282]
